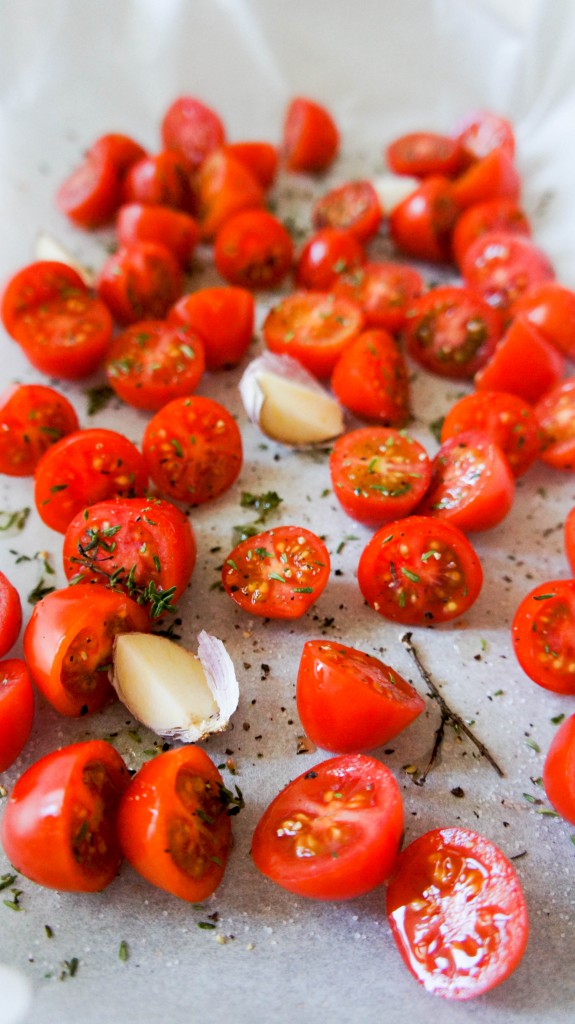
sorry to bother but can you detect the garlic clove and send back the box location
[372,174,421,212]
[34,232,96,287]
[111,630,239,743]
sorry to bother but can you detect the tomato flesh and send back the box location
[0,384,79,477]
[311,180,383,243]
[440,390,542,478]
[105,319,205,411]
[534,377,575,470]
[404,285,502,380]
[263,291,364,378]
[0,570,23,659]
[333,261,423,334]
[512,580,575,695]
[0,659,34,771]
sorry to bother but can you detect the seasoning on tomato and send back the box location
[56,133,146,228]
[333,261,423,334]
[461,230,555,314]
[565,506,575,574]
[168,286,255,371]
[194,149,264,241]
[294,228,364,292]
[116,203,200,268]
[357,515,483,626]
[452,197,531,269]
[121,150,194,211]
[0,383,79,478]
[440,390,542,478]
[0,659,34,772]
[262,291,364,379]
[96,241,184,326]
[386,131,464,178]
[404,285,502,380]
[388,176,459,262]
[543,713,575,825]
[105,319,205,411]
[1,740,130,891]
[161,95,226,170]
[512,580,575,695]
[281,97,339,174]
[475,315,565,405]
[251,754,403,899]
[296,640,425,753]
[0,571,22,659]
[534,377,575,471]
[311,179,383,243]
[214,208,294,289]
[222,525,330,620]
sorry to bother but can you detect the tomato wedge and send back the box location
[512,580,575,695]
[330,329,410,426]
[534,378,575,470]
[462,231,554,314]
[0,659,34,771]
[168,286,255,371]
[282,97,339,173]
[262,291,364,378]
[543,714,575,825]
[513,282,575,360]
[389,176,458,262]
[0,571,22,658]
[441,390,542,478]
[161,95,226,170]
[475,315,565,404]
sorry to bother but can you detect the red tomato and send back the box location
[23,584,150,716]
[357,515,483,626]
[56,133,146,228]
[475,316,565,404]
[452,198,531,268]
[534,378,575,470]
[1,740,129,891]
[389,176,459,262]
[0,659,34,772]
[386,132,464,178]
[513,282,575,360]
[311,180,383,243]
[34,427,148,534]
[386,827,528,1000]
[331,329,410,425]
[451,149,521,209]
[122,150,194,211]
[194,149,264,241]
[214,209,294,289]
[416,430,515,532]
[222,525,330,620]
[0,383,79,477]
[543,714,575,825]
[330,428,430,526]
[142,395,242,505]
[440,390,542,478]
[251,754,403,899]
[462,231,555,314]
[222,142,278,189]
[262,291,364,378]
[2,260,86,338]
[512,580,575,695]
[0,571,22,659]
[453,110,516,163]
[62,496,197,607]
[404,285,502,380]
[116,203,200,268]
[168,286,255,371]
[294,228,364,291]
[282,97,339,174]
[105,319,205,411]
[565,506,575,574]
[117,746,232,902]
[96,242,184,326]
[161,96,226,170]
[296,640,425,753]
[333,261,423,333]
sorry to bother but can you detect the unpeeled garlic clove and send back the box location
[34,232,96,287]
[372,174,421,212]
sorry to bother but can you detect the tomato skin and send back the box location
[453,110,516,163]
[565,506,575,574]
[386,132,465,178]
[251,754,403,900]
[296,640,425,753]
[142,395,242,505]
[0,740,130,891]
[358,515,483,626]
[333,261,423,334]
[97,242,184,327]
[534,378,575,470]
[117,746,232,902]
[0,384,79,477]
[2,261,86,338]
[389,176,459,262]
[122,150,194,211]
[475,315,565,405]
[512,580,575,695]
[214,209,294,290]
[452,198,531,269]
[311,180,383,243]
[451,148,521,209]
[282,97,339,174]
[543,714,575,825]
[462,231,555,314]
[24,584,150,716]
[0,571,22,659]
[262,291,364,378]
[56,133,146,228]
[330,428,431,526]
[116,203,200,268]
[294,228,364,291]
[513,282,575,360]
[222,526,330,620]
[386,827,529,1000]
[416,430,515,533]
[34,428,148,534]
[331,330,410,427]
[440,390,542,478]
[168,286,255,371]
[105,319,205,411]
[222,142,278,189]
[194,149,264,241]
[404,285,502,380]
[0,659,34,772]
[161,96,226,170]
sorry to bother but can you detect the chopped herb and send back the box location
[551,713,565,725]
[0,507,30,532]
[0,874,17,892]
[218,783,245,816]
[118,940,129,961]
[170,438,184,457]
[197,922,216,930]
[525,738,541,753]
[240,490,283,523]
[86,384,115,416]
[401,567,420,583]
[533,593,556,601]
[232,522,260,543]
[429,416,445,443]
[27,577,56,605]
[268,571,286,583]
[60,957,79,979]
[45,924,54,938]
[292,586,313,593]
[226,558,238,570]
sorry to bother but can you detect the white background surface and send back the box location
[1,2,575,1022]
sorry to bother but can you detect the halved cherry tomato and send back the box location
[34,428,148,534]
[168,286,255,371]
[23,584,149,716]
[251,754,403,899]
[462,231,555,314]
[161,96,226,170]
[2,260,86,338]
[62,496,196,606]
[452,110,516,163]
[513,282,575,360]
[357,515,483,625]
[294,228,364,291]
[222,142,278,189]
[475,316,565,404]
[262,291,364,378]
[386,132,464,178]
[1,740,129,890]
[452,198,531,268]
[222,525,330,620]
[565,506,575,574]
[296,640,425,753]
[416,430,515,532]
[389,176,459,262]
[56,133,146,228]
[105,319,205,411]
[404,285,502,380]
[331,329,410,425]
[543,713,575,825]
[0,659,34,772]
[451,149,521,209]
[142,395,242,505]
[534,378,575,470]
[122,150,194,211]
[282,97,339,174]
[311,180,383,243]
[0,383,79,477]
[117,746,232,902]
[116,203,200,268]
[386,827,528,1000]
[194,149,264,240]
[0,571,22,659]
[96,242,184,326]
[440,390,542,478]
[512,580,575,695]
[333,261,423,333]
[330,428,430,526]
[214,209,294,289]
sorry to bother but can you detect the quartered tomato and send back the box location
[168,286,255,371]
[475,316,565,404]
[117,746,233,902]
[161,95,226,170]
[452,197,531,268]
[214,209,294,289]
[282,97,339,174]
[56,133,146,228]
[452,110,516,163]
[0,659,34,772]
[105,319,205,411]
[331,330,410,426]
[1,740,129,891]
[461,231,555,314]
[142,395,242,505]
[386,132,464,178]
[512,580,575,695]
[251,754,403,899]
[386,827,529,1000]
[23,584,150,716]
[534,378,575,470]
[451,149,521,209]
[295,228,364,291]
[296,640,425,753]
[333,261,423,334]
[440,390,542,478]
[96,242,184,326]
[329,427,431,526]
[357,515,483,626]
[0,571,22,658]
[262,291,364,378]
[222,142,278,190]
[34,428,148,533]
[222,525,330,620]
[512,282,575,360]
[116,203,200,268]
[389,176,459,262]
[122,150,194,211]
[404,285,502,379]
[194,149,264,241]
[0,383,79,477]
[543,713,575,825]
[311,179,383,243]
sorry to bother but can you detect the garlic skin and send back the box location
[33,232,96,287]
[372,174,420,212]
[239,351,345,446]
[111,630,239,743]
